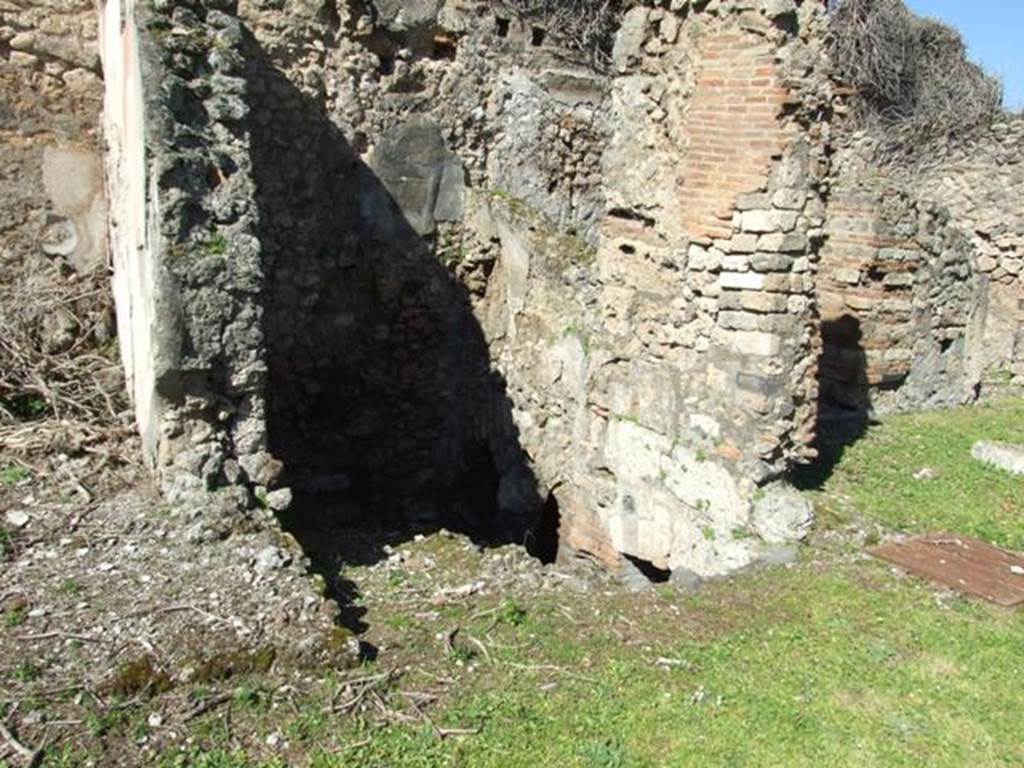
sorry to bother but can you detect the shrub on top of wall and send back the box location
[827,0,1003,160]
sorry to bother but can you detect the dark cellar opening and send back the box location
[623,554,671,584]
[527,491,562,565]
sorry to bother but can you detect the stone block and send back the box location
[726,234,759,254]
[771,188,805,209]
[971,441,1024,475]
[724,330,782,356]
[751,483,813,542]
[721,255,750,272]
[882,271,914,288]
[736,193,772,211]
[758,232,807,253]
[741,291,789,313]
[740,210,777,233]
[720,271,765,291]
[749,253,794,272]
[834,267,861,285]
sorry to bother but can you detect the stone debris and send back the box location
[254,546,292,573]
[971,441,1024,476]
[4,509,30,529]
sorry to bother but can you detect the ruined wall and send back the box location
[818,118,1024,417]
[101,0,270,526]
[97,0,835,578]
[818,149,984,414]
[920,119,1024,388]
[478,0,831,576]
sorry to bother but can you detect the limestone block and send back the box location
[834,267,861,285]
[750,483,813,542]
[758,232,807,253]
[761,0,797,18]
[882,271,914,288]
[720,271,765,291]
[603,361,680,438]
[740,209,777,233]
[971,441,1024,475]
[604,418,673,486]
[370,117,463,236]
[371,0,442,31]
[41,146,107,272]
[726,234,758,254]
[721,329,782,356]
[721,254,750,272]
[611,7,650,73]
[749,253,794,272]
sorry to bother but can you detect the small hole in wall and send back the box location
[867,265,886,282]
[378,56,395,76]
[619,244,636,255]
[495,17,510,38]
[320,0,341,33]
[527,491,561,565]
[939,338,955,354]
[432,35,457,60]
[771,11,799,35]
[531,27,547,46]
[623,553,671,584]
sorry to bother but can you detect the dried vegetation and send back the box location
[0,258,135,484]
[497,0,629,69]
[827,0,1003,159]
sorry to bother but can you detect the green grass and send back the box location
[808,398,1024,549]
[1,464,30,486]
[57,399,1024,766]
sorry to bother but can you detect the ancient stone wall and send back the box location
[101,0,269,527]
[477,0,831,576]
[817,117,1024,419]
[96,0,835,578]
[918,119,1024,388]
[818,149,984,415]
[95,0,1021,581]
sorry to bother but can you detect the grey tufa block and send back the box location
[971,441,1024,476]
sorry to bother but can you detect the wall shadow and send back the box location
[791,314,873,490]
[243,34,545,632]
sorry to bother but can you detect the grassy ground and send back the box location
[6,398,1024,767]
[807,397,1024,549]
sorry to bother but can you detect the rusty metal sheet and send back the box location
[869,534,1024,608]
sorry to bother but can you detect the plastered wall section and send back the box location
[100,0,163,462]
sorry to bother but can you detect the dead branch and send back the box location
[0,717,43,768]
[182,693,231,723]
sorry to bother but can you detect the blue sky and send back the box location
[906,0,1024,111]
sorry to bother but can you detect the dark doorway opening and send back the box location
[243,31,547,632]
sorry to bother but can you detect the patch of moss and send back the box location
[193,646,276,684]
[322,627,362,670]
[201,233,229,257]
[103,656,173,698]
[487,188,595,266]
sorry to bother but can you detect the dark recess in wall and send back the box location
[242,30,548,626]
